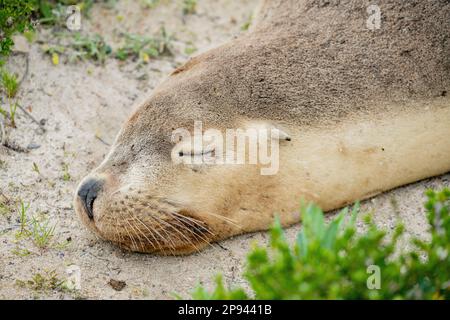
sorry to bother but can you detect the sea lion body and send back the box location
[75,0,450,254]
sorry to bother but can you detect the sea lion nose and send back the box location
[77,178,104,219]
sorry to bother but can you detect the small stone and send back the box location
[108,279,126,291]
[27,143,41,150]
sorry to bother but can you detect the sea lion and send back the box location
[74,0,450,255]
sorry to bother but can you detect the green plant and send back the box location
[191,189,450,300]
[184,42,197,55]
[35,1,66,26]
[0,0,35,57]
[62,162,71,181]
[241,14,253,31]
[182,0,197,15]
[70,33,112,64]
[23,30,36,43]
[33,0,95,25]
[1,69,19,98]
[142,0,160,9]
[0,106,6,118]
[8,102,17,127]
[31,216,55,248]
[16,200,31,238]
[0,101,18,128]
[0,1,101,60]
[0,197,11,216]
[16,270,66,292]
[0,192,16,217]
[11,246,32,257]
[14,201,56,249]
[42,33,112,64]
[32,162,41,174]
[41,43,65,65]
[0,159,6,170]
[0,68,19,127]
[115,28,173,62]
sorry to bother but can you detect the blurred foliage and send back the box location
[33,0,95,26]
[0,0,35,56]
[182,0,197,15]
[70,33,112,63]
[115,27,173,62]
[141,0,160,9]
[0,0,96,58]
[0,0,174,64]
[1,68,19,98]
[192,189,450,300]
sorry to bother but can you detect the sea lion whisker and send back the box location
[123,223,138,251]
[165,219,205,253]
[131,214,164,252]
[166,214,217,251]
[201,212,242,230]
[146,215,180,254]
[167,216,213,249]
[149,214,199,252]
[168,211,216,237]
[163,219,202,253]
[113,220,125,245]
[125,216,151,252]
[119,208,142,251]
[129,217,158,250]
[126,219,146,252]
[176,218,214,239]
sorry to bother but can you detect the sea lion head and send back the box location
[74,53,293,255]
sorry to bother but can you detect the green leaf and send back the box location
[322,210,346,250]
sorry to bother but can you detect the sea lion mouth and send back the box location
[110,208,214,255]
[75,185,215,254]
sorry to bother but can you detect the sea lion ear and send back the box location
[242,121,292,142]
[273,127,291,141]
[264,123,291,142]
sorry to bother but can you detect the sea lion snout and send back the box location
[74,172,118,226]
[76,177,104,220]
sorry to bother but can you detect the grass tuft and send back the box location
[115,27,173,63]
[16,200,31,238]
[16,270,69,293]
[14,201,56,249]
[31,216,55,248]
[1,69,19,98]
[62,162,71,181]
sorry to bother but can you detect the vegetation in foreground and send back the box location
[0,0,34,57]
[191,189,450,300]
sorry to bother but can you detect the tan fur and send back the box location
[75,0,450,254]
